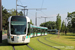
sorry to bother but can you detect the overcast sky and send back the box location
[2,0,75,26]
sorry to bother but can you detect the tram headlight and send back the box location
[11,36,14,41]
[23,36,26,38]
[22,36,26,41]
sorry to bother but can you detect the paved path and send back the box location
[2,34,7,40]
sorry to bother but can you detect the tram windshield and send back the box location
[11,16,27,35]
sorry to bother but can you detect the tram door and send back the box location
[27,22,30,36]
[41,29,42,36]
[44,29,45,35]
[36,28,37,36]
[33,28,35,37]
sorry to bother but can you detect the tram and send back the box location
[30,25,48,37]
[7,16,48,44]
[7,16,30,44]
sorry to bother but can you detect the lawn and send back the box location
[0,39,13,50]
[28,36,57,50]
[0,33,75,50]
[47,33,75,50]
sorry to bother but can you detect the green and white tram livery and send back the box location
[7,16,30,44]
[7,16,48,44]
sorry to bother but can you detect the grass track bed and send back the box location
[0,33,75,50]
[28,37,57,50]
[14,45,31,50]
[47,34,75,50]
[46,36,67,46]
[38,34,75,50]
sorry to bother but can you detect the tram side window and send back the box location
[36,28,37,33]
[46,29,48,33]
[39,28,40,33]
[34,28,36,32]
[30,27,33,33]
[41,29,42,33]
[27,22,30,35]
[38,28,40,33]
[41,29,43,33]
[43,29,45,33]
[34,28,36,33]
[36,28,38,33]
[33,28,35,33]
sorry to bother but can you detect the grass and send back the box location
[38,35,74,50]
[15,45,31,50]
[0,33,75,50]
[28,36,57,50]
[0,39,13,50]
[48,33,75,50]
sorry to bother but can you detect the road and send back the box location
[2,35,7,40]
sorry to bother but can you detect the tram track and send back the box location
[45,36,75,49]
[11,44,34,50]
[26,45,34,50]
[37,38,60,50]
[12,45,15,50]
[45,37,64,46]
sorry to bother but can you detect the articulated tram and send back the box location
[7,16,48,44]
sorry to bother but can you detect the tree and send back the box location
[61,20,66,34]
[2,6,11,29]
[30,20,34,25]
[2,7,24,29]
[67,12,75,32]
[8,9,23,16]
[71,18,75,32]
[67,21,72,32]
[56,14,61,38]
[19,11,23,16]
[40,21,56,29]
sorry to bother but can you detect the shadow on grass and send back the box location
[72,39,75,41]
[65,37,75,39]
[0,39,28,46]
[0,39,11,46]
[65,37,75,41]
[66,34,75,36]
[60,33,75,36]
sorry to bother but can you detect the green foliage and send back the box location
[2,6,23,29]
[61,20,66,32]
[71,18,75,28]
[40,21,56,29]
[8,9,23,16]
[30,19,34,25]
[2,6,11,29]
[67,12,75,21]
[18,11,23,16]
[71,18,75,32]
[67,12,75,32]
[56,14,61,30]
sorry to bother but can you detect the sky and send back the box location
[2,0,75,26]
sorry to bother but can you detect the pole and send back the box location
[16,0,17,16]
[45,17,46,22]
[24,7,25,16]
[35,12,37,26]
[17,5,27,16]
[0,0,2,43]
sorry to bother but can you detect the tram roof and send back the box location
[30,25,48,29]
[48,29,58,31]
[8,16,30,22]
